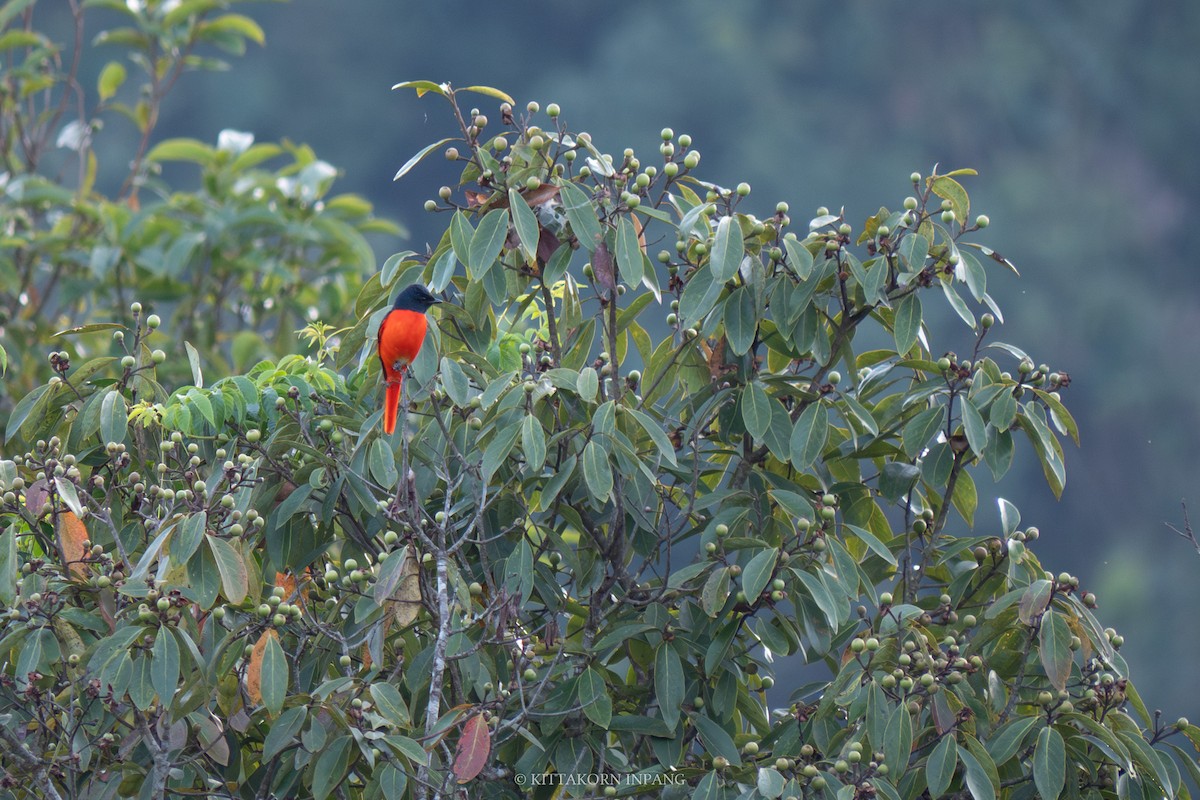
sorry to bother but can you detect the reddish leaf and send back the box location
[25,477,49,516]
[591,241,616,297]
[57,511,89,579]
[452,714,491,784]
[244,629,277,704]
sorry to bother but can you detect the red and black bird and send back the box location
[377,284,440,434]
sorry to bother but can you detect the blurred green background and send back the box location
[58,0,1200,717]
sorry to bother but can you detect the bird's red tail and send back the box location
[383,375,403,435]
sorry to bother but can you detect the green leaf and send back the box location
[701,567,730,617]
[145,138,214,164]
[893,292,921,355]
[678,263,723,326]
[54,477,84,516]
[481,423,521,483]
[710,215,744,282]
[956,744,997,800]
[522,415,546,473]
[741,381,772,442]
[1039,610,1073,692]
[440,357,471,406]
[369,438,398,487]
[263,706,306,761]
[460,85,515,104]
[903,405,944,459]
[942,279,976,328]
[878,462,920,504]
[558,180,601,251]
[0,525,17,606]
[202,13,265,45]
[1030,387,1080,446]
[393,137,454,181]
[783,236,814,280]
[577,667,612,728]
[615,215,644,286]
[369,682,412,727]
[927,734,958,798]
[100,389,127,445]
[724,284,756,355]
[508,188,539,266]
[961,396,988,456]
[184,341,203,387]
[581,440,613,502]
[261,632,287,716]
[468,208,509,277]
[380,765,408,800]
[741,549,777,603]
[843,523,898,567]
[930,175,970,224]
[312,735,352,800]
[577,367,599,402]
[207,535,248,604]
[627,408,678,467]
[98,61,126,101]
[654,644,685,730]
[391,80,448,97]
[1033,727,1066,799]
[150,628,180,706]
[692,713,741,765]
[985,716,1039,767]
[883,700,913,775]
[757,767,786,799]
[5,384,51,443]
[789,402,828,471]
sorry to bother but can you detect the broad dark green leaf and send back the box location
[262,706,306,761]
[440,357,471,407]
[679,263,723,326]
[956,744,997,800]
[261,632,287,715]
[508,188,539,266]
[522,415,547,473]
[581,440,613,502]
[207,535,248,604]
[883,700,913,775]
[481,423,521,483]
[615,215,644,286]
[879,462,920,503]
[789,402,828,471]
[1039,610,1073,692]
[654,644,685,730]
[312,735,353,800]
[783,236,814,280]
[903,405,944,459]
[150,628,180,706]
[985,716,1039,767]
[577,667,612,728]
[468,208,509,276]
[627,408,678,467]
[692,713,741,765]
[701,567,731,617]
[710,215,744,282]
[558,180,601,251]
[893,292,921,355]
[961,396,988,457]
[741,381,772,442]
[100,389,126,445]
[724,284,756,355]
[369,437,398,487]
[1033,726,1066,799]
[741,549,777,603]
[0,526,16,606]
[927,734,958,798]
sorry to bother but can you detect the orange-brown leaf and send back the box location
[452,714,491,784]
[56,511,89,580]
[631,214,647,253]
[244,629,278,704]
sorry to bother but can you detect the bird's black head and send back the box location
[392,284,440,312]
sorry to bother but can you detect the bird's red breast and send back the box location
[377,308,428,380]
